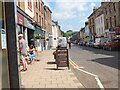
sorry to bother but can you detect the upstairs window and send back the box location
[28,0,32,11]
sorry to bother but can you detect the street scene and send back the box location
[0,0,120,89]
[69,44,119,88]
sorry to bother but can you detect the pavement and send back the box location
[20,50,84,89]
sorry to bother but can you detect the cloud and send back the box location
[43,0,100,31]
[53,2,88,20]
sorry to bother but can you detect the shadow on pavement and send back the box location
[72,44,120,70]
[44,68,64,70]
[47,61,56,64]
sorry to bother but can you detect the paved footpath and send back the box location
[20,50,84,89]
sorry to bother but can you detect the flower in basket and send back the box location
[34,34,41,39]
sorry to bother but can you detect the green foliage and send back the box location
[62,30,74,37]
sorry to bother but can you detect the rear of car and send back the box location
[103,38,120,51]
[89,40,94,47]
[99,37,109,48]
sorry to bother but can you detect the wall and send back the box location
[95,14,105,37]
[25,0,34,18]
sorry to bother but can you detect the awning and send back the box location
[34,25,42,34]
[24,17,35,30]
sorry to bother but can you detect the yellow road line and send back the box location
[69,59,79,69]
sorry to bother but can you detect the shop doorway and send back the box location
[27,29,34,46]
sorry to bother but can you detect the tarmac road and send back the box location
[69,44,119,89]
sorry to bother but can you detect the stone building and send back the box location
[88,7,97,42]
[101,2,120,38]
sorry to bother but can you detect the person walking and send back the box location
[18,34,28,71]
[68,40,71,49]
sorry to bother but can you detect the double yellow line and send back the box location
[69,59,79,69]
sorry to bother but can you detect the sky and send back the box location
[43,0,101,32]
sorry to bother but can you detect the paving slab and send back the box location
[20,50,84,88]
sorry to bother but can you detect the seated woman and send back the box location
[28,44,36,64]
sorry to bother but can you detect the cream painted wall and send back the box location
[95,14,105,36]
[25,0,34,18]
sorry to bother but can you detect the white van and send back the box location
[58,37,67,48]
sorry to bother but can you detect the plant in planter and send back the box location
[34,34,41,40]
[46,38,49,41]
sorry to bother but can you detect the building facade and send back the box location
[84,22,90,41]
[95,14,105,37]
[52,21,62,48]
[44,5,52,50]
[88,8,97,42]
[102,2,120,39]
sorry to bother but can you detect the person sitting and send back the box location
[28,44,36,64]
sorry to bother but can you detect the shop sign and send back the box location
[17,12,24,26]
[24,17,28,27]
[27,20,35,30]
[1,29,6,49]
[114,27,120,33]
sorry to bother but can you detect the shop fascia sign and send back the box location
[24,17,35,30]
[17,12,24,26]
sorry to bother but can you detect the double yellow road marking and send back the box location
[69,59,79,69]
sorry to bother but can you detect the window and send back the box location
[39,2,41,11]
[101,17,102,23]
[18,1,20,6]
[36,0,38,8]
[110,17,112,27]
[106,19,108,29]
[114,16,116,27]
[28,0,32,11]
[105,8,107,15]
[39,15,41,24]
[109,5,111,14]
[36,13,38,22]
[113,3,116,11]
[42,18,43,27]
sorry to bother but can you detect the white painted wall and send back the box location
[85,25,89,37]
[52,22,58,48]
[25,0,34,18]
[95,14,105,36]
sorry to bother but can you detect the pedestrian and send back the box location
[18,34,28,71]
[68,40,71,49]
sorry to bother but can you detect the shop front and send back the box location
[17,8,35,47]
[0,1,10,89]
[1,1,20,89]
[24,17,35,46]
[114,27,120,38]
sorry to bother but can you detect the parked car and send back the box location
[86,41,90,47]
[89,40,94,47]
[78,40,83,46]
[103,38,120,51]
[99,37,109,48]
